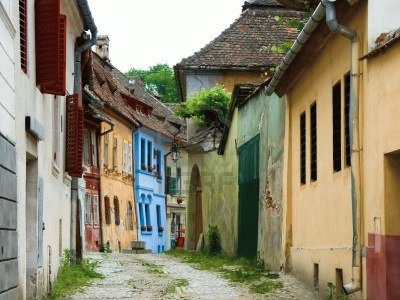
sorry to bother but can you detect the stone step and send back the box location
[122,249,153,254]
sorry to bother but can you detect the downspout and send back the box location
[132,128,140,242]
[71,0,98,260]
[324,1,362,295]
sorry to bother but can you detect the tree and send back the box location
[176,85,231,126]
[126,64,178,103]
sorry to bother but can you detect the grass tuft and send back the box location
[166,249,283,294]
[167,278,189,294]
[47,250,104,299]
[139,260,164,275]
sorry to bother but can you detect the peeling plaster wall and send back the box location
[186,111,239,255]
[237,91,286,271]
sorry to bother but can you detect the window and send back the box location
[177,167,182,195]
[156,205,161,229]
[114,196,120,225]
[310,103,317,182]
[93,195,99,225]
[113,136,118,170]
[300,112,306,185]
[147,141,152,172]
[140,138,146,170]
[123,140,128,173]
[165,166,171,195]
[53,97,60,166]
[155,150,161,175]
[126,202,134,230]
[145,203,150,226]
[332,81,342,172]
[139,202,144,228]
[85,194,91,224]
[19,0,28,73]
[128,143,133,174]
[104,196,111,225]
[345,73,351,167]
[83,131,90,165]
[104,134,109,166]
[91,132,98,167]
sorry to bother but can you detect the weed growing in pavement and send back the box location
[139,260,164,275]
[166,278,189,294]
[207,225,222,255]
[166,249,283,294]
[326,282,349,300]
[47,250,104,299]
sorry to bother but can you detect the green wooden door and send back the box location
[237,135,260,258]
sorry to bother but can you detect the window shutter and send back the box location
[35,0,67,96]
[66,94,84,177]
[19,0,28,73]
[104,134,109,165]
[113,137,118,170]
[128,143,132,174]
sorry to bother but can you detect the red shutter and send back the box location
[35,0,67,96]
[19,0,28,73]
[66,94,84,177]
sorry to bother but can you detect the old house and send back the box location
[266,0,400,298]
[177,0,300,257]
[86,50,138,253]
[114,76,187,254]
[217,82,286,271]
[10,0,98,298]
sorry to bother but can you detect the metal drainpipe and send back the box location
[71,0,98,261]
[324,0,362,295]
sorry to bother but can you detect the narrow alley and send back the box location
[70,253,318,300]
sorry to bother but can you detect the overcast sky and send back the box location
[88,0,245,72]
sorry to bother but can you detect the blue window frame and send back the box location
[145,203,150,226]
[147,141,152,172]
[156,150,161,174]
[156,205,161,228]
[140,138,146,170]
[138,203,144,227]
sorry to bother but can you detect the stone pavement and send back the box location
[70,252,319,300]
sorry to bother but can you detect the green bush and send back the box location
[176,85,231,126]
[207,225,222,256]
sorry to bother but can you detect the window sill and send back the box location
[158,233,164,237]
[157,179,162,183]
[141,231,153,236]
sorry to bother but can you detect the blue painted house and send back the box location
[134,129,170,253]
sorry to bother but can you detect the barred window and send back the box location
[332,82,342,172]
[104,196,111,225]
[345,73,351,167]
[310,103,317,182]
[300,112,306,185]
[114,196,120,226]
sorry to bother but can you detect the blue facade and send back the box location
[134,129,169,253]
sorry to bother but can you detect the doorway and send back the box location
[237,135,260,258]
[188,165,203,250]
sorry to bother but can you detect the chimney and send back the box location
[95,35,110,62]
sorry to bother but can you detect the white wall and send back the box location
[15,0,84,298]
[368,0,400,49]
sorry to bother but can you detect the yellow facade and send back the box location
[99,113,137,252]
[283,3,367,296]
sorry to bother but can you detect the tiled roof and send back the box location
[175,4,301,71]
[243,0,284,10]
[91,53,186,140]
[360,28,400,60]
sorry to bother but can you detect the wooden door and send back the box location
[237,135,260,258]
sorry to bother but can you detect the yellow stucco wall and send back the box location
[99,116,137,252]
[284,3,367,295]
[216,71,265,92]
[363,41,400,239]
[186,110,239,255]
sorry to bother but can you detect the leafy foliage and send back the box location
[176,85,231,126]
[47,250,103,299]
[126,64,178,103]
[207,225,222,256]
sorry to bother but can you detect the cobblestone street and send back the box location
[70,253,319,300]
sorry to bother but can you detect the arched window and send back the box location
[126,202,133,230]
[114,196,120,226]
[104,196,111,225]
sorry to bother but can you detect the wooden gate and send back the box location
[237,135,260,258]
